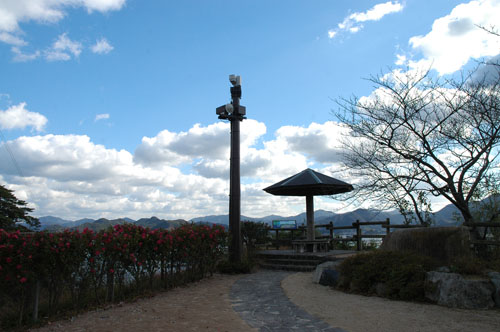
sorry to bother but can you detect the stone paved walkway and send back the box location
[230,270,346,332]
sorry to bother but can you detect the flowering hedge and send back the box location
[0,223,227,326]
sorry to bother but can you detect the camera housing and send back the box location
[229,74,241,86]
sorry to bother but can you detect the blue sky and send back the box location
[0,0,499,220]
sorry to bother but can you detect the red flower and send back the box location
[109,268,115,273]
[19,277,27,283]
[16,264,22,270]
[6,257,12,263]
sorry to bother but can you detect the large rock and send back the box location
[488,271,500,308]
[313,261,342,285]
[319,270,341,287]
[381,226,471,265]
[425,271,495,309]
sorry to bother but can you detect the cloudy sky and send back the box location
[0,0,499,220]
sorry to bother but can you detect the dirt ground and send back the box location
[30,274,256,332]
[30,271,500,332]
[282,272,500,332]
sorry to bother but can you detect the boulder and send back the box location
[381,226,472,265]
[313,261,342,285]
[319,269,341,287]
[425,271,495,309]
[488,271,500,308]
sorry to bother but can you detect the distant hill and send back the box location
[38,216,188,232]
[135,216,187,230]
[191,209,405,227]
[75,218,129,232]
[36,196,497,233]
[39,216,72,226]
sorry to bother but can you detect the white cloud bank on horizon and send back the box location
[0,0,125,61]
[0,119,352,220]
[328,1,403,38]
[399,0,500,75]
[0,102,47,131]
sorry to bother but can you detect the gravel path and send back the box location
[230,270,345,331]
[282,272,500,332]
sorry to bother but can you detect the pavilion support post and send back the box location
[306,195,315,241]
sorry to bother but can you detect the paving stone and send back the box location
[230,270,347,332]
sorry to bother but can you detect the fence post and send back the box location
[328,221,334,250]
[106,271,115,302]
[385,218,390,237]
[32,279,40,322]
[468,223,476,251]
[354,220,362,251]
[275,229,279,250]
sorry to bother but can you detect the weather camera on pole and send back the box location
[215,74,246,264]
[216,75,246,120]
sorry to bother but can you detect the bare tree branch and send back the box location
[335,66,500,225]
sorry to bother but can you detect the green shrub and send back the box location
[449,256,487,275]
[241,221,270,250]
[216,257,254,274]
[337,250,438,301]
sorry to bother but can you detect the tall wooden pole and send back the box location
[216,76,246,264]
[229,85,242,263]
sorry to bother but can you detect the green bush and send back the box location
[241,221,270,250]
[216,257,254,274]
[337,250,438,301]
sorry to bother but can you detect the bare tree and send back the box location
[336,67,500,225]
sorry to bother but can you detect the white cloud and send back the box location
[0,102,47,131]
[404,0,500,75]
[44,33,82,61]
[329,1,403,38]
[0,0,125,61]
[91,37,113,54]
[95,113,110,121]
[349,1,403,22]
[0,119,358,220]
[395,54,406,66]
[0,32,26,46]
[0,0,126,33]
[275,122,349,164]
[11,46,40,62]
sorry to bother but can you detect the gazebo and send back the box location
[263,168,353,251]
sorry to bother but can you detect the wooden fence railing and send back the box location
[266,218,428,251]
[464,222,500,247]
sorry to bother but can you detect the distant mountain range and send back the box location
[38,216,188,232]
[37,201,466,233]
